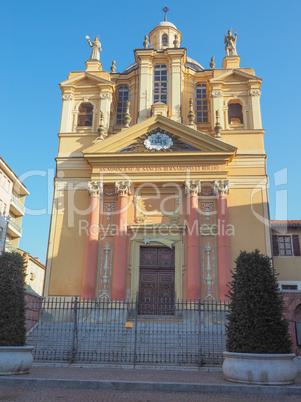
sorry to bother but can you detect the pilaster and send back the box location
[185,180,201,300]
[60,93,74,133]
[135,49,155,123]
[214,179,231,301]
[81,181,103,299]
[111,181,131,300]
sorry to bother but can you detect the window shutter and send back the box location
[293,235,301,256]
[272,235,279,256]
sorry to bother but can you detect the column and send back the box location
[215,180,231,301]
[185,180,201,300]
[111,181,131,300]
[81,181,102,299]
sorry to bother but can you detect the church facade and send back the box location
[44,19,271,302]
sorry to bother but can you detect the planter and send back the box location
[223,351,297,385]
[0,346,34,375]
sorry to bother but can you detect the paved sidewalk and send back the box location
[0,364,301,400]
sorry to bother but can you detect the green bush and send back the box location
[0,252,26,346]
[226,250,292,354]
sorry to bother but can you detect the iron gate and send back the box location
[26,297,229,366]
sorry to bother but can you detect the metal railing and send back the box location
[26,296,229,366]
[11,194,25,214]
[8,220,22,235]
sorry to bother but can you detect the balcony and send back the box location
[5,244,18,253]
[7,220,22,238]
[10,195,25,216]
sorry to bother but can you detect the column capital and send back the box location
[62,94,74,101]
[115,181,131,196]
[185,180,201,196]
[214,180,230,197]
[88,181,103,197]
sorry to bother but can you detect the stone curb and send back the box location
[1,378,301,396]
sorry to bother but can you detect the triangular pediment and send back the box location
[60,72,113,88]
[210,69,262,84]
[83,115,236,156]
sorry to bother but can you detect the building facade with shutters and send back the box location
[0,157,29,253]
[271,220,301,291]
[44,19,271,303]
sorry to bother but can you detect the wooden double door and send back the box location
[138,246,175,315]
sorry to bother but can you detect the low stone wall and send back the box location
[25,291,44,332]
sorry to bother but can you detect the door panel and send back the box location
[139,247,175,315]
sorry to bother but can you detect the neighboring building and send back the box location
[19,249,46,296]
[44,18,271,303]
[0,157,29,253]
[271,220,301,290]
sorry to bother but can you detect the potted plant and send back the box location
[0,252,34,375]
[223,250,297,385]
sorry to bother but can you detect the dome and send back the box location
[155,21,177,29]
[122,62,138,74]
[185,57,204,71]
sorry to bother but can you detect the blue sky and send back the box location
[1,0,300,263]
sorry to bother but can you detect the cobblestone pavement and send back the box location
[0,386,300,402]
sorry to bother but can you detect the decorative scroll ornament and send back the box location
[202,242,216,300]
[210,91,222,98]
[201,202,214,222]
[104,203,115,223]
[249,90,261,97]
[141,237,174,249]
[214,180,230,197]
[144,132,173,151]
[88,181,103,196]
[62,94,73,101]
[103,186,115,196]
[99,242,113,299]
[185,180,201,196]
[200,183,214,196]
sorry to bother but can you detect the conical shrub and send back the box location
[226,250,292,354]
[0,252,26,346]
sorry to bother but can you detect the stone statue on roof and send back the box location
[86,35,102,61]
[224,28,238,56]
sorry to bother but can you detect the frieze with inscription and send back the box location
[97,165,220,173]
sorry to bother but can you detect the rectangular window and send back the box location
[154,65,168,104]
[272,234,301,257]
[281,284,298,290]
[116,86,129,125]
[195,84,208,123]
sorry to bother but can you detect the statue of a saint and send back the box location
[224,29,238,56]
[86,36,102,61]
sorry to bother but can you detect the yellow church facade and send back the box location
[44,19,271,303]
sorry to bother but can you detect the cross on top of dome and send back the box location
[162,6,169,21]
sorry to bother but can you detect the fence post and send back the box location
[198,298,202,366]
[133,293,139,367]
[71,296,78,363]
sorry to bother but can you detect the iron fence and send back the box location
[26,297,229,366]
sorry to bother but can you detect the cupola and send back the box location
[149,18,182,50]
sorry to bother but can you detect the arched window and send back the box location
[162,34,168,47]
[195,84,208,123]
[228,102,243,124]
[116,86,129,125]
[154,65,167,104]
[77,103,93,127]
